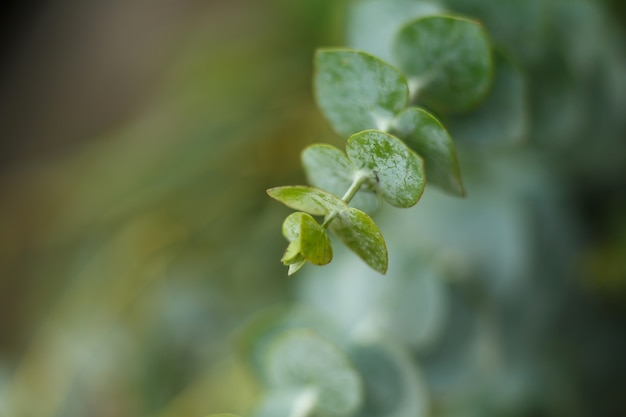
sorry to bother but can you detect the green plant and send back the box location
[212,0,626,416]
[215,10,493,417]
[268,16,491,276]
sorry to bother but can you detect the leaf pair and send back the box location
[314,48,464,196]
[267,16,494,274]
[268,186,388,274]
[343,13,493,115]
[315,16,493,196]
[281,212,332,276]
[303,130,425,210]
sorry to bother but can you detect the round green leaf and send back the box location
[346,130,425,208]
[392,107,464,196]
[282,211,304,241]
[329,208,388,274]
[265,329,363,417]
[281,212,332,271]
[393,15,493,114]
[267,186,346,216]
[300,214,333,266]
[281,214,308,275]
[314,49,409,137]
[302,144,379,212]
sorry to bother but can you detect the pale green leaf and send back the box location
[302,144,379,212]
[299,213,333,266]
[280,212,332,269]
[314,49,409,137]
[287,260,307,276]
[346,130,425,208]
[282,212,303,241]
[280,240,302,264]
[329,208,388,274]
[265,329,363,417]
[392,107,464,196]
[267,186,346,216]
[393,15,493,114]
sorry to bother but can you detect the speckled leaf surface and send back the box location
[314,49,409,137]
[329,207,388,274]
[393,16,492,114]
[265,329,363,417]
[346,130,425,208]
[302,144,379,212]
[267,186,346,216]
[392,107,464,196]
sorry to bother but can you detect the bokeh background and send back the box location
[1,1,625,416]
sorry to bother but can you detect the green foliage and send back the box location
[314,49,409,136]
[5,1,625,417]
[346,130,425,208]
[328,207,388,274]
[302,144,380,212]
[267,186,346,216]
[268,189,388,274]
[269,28,488,273]
[393,15,493,113]
[248,1,626,415]
[280,212,333,275]
[392,107,464,195]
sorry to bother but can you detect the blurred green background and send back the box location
[0,1,625,416]
[0,1,342,415]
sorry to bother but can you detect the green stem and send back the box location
[322,173,368,229]
[341,172,367,203]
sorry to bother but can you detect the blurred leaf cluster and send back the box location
[1,0,625,417]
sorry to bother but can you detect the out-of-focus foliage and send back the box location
[0,0,340,416]
[1,0,625,417]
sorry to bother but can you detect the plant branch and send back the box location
[321,173,368,229]
[342,172,368,203]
